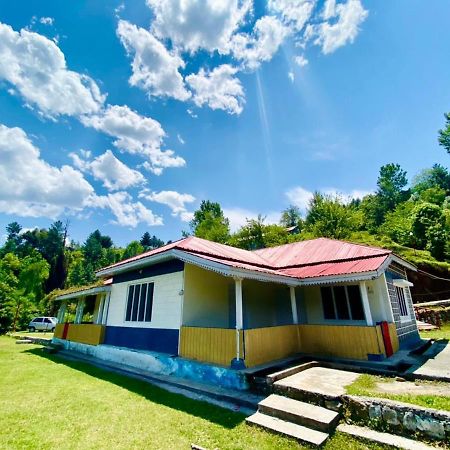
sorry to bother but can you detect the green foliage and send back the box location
[280,205,303,232]
[122,241,144,259]
[229,215,289,250]
[189,200,230,243]
[305,192,363,239]
[438,112,450,154]
[140,232,164,251]
[379,201,415,246]
[412,164,450,195]
[411,202,445,249]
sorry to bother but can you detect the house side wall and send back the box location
[183,264,231,328]
[104,260,184,353]
[384,263,420,347]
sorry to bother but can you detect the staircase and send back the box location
[246,393,340,446]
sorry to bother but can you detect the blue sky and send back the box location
[0,0,449,246]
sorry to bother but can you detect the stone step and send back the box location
[246,412,329,447]
[337,424,436,450]
[16,339,33,344]
[258,394,340,432]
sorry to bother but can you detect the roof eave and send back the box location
[55,285,111,301]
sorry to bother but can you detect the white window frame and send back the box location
[321,285,366,322]
[124,281,154,323]
[394,285,411,322]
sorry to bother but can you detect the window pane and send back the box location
[347,285,365,320]
[334,286,350,320]
[138,284,147,322]
[396,287,408,316]
[126,285,134,321]
[132,284,140,321]
[144,283,154,322]
[321,287,335,320]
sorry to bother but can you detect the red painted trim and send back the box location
[381,321,393,357]
[62,323,70,340]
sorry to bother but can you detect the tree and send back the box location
[380,201,415,247]
[377,163,408,210]
[122,241,144,259]
[438,112,450,153]
[305,192,362,239]
[411,202,446,249]
[280,205,303,232]
[140,232,164,251]
[412,164,450,195]
[189,200,230,243]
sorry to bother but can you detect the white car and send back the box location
[28,317,58,332]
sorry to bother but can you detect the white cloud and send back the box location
[39,17,54,26]
[117,20,190,101]
[0,124,94,218]
[294,55,308,66]
[223,207,280,232]
[286,185,372,212]
[81,104,185,174]
[0,22,104,118]
[285,186,314,212]
[311,0,368,54]
[89,191,163,228]
[70,149,146,191]
[269,0,316,32]
[146,0,251,54]
[177,134,185,145]
[229,15,289,70]
[186,64,245,115]
[288,71,294,82]
[139,189,195,222]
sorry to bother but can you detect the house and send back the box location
[53,237,420,389]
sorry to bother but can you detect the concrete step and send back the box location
[337,424,436,450]
[246,412,329,447]
[16,339,33,344]
[258,394,340,432]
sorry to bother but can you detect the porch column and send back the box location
[360,281,373,326]
[75,297,85,324]
[234,277,243,361]
[96,295,105,325]
[101,292,110,325]
[289,286,298,324]
[57,301,67,323]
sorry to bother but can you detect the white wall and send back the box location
[107,271,184,330]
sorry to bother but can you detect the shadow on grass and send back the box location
[25,348,245,429]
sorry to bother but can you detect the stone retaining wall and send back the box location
[343,395,450,443]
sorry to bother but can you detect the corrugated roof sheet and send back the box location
[98,236,396,281]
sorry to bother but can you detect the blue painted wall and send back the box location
[112,259,184,284]
[104,326,179,354]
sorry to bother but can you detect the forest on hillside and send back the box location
[1,113,450,332]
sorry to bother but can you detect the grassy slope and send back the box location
[346,374,450,411]
[0,337,388,450]
[420,323,450,340]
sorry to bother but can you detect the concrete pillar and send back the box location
[289,286,299,324]
[57,301,67,323]
[234,277,243,360]
[360,281,373,326]
[101,292,110,325]
[75,298,85,324]
[96,295,105,325]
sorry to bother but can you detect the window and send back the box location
[33,318,43,323]
[125,282,154,322]
[321,285,366,321]
[395,286,409,317]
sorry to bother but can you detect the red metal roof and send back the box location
[98,236,395,281]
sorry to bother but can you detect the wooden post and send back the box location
[234,277,243,360]
[360,281,373,326]
[289,286,299,324]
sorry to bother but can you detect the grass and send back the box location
[420,322,450,341]
[346,374,450,411]
[10,331,54,339]
[0,336,389,450]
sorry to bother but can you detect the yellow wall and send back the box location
[180,326,242,366]
[54,323,65,339]
[244,325,300,367]
[298,324,385,360]
[183,264,231,327]
[66,324,105,345]
[389,322,399,353]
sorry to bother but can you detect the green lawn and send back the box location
[419,322,450,341]
[0,336,390,450]
[11,331,54,339]
[346,374,450,411]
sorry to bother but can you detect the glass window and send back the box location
[347,285,365,320]
[125,282,154,322]
[321,287,335,320]
[321,285,366,322]
[33,318,43,323]
[395,286,409,317]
